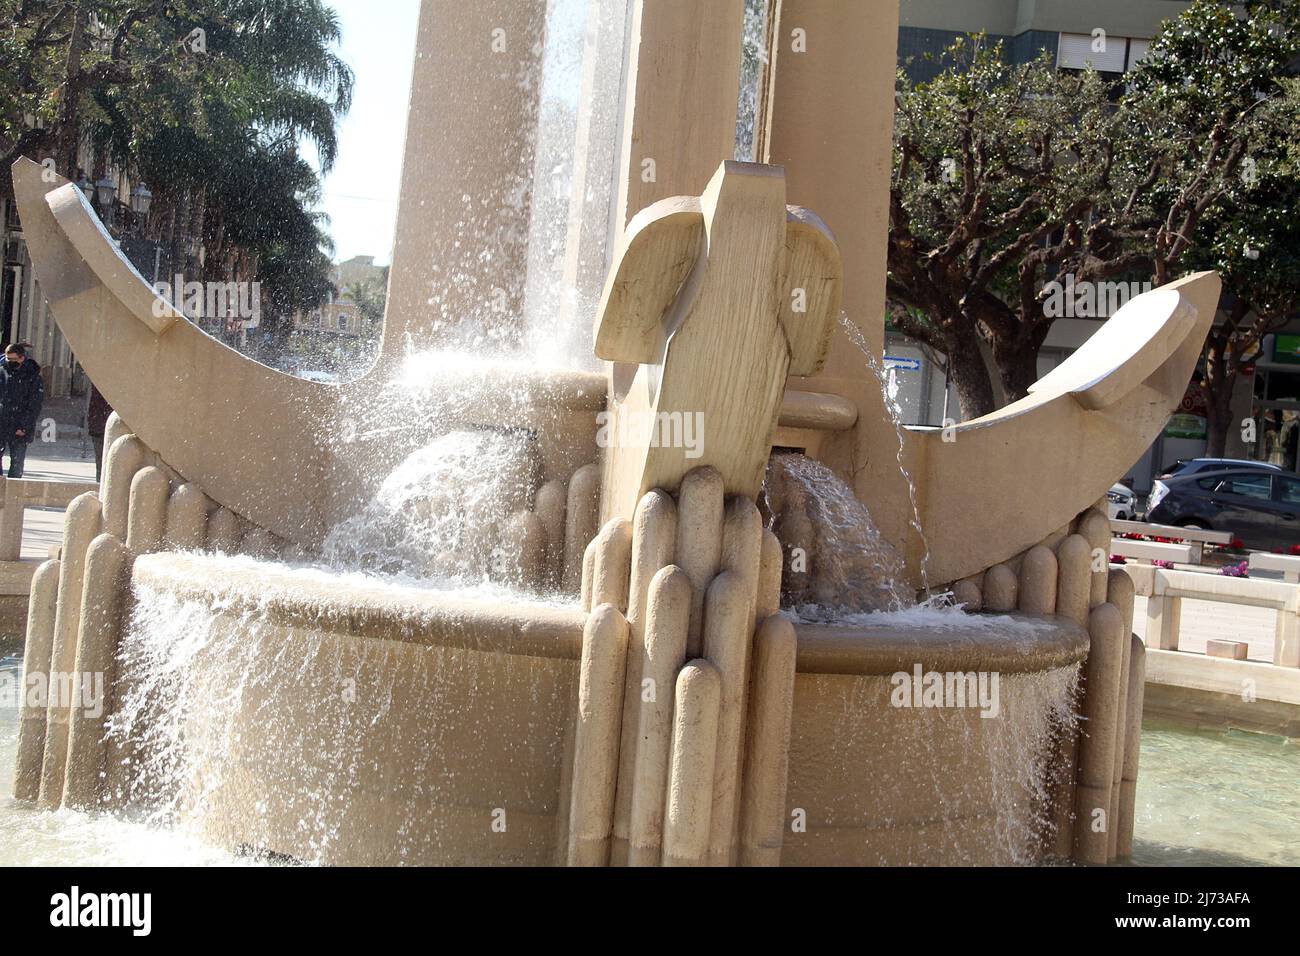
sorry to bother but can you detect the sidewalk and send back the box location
[14,427,98,561]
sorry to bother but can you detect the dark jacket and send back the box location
[87,384,112,437]
[0,358,44,444]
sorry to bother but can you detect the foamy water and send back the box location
[322,429,541,585]
[0,652,255,866]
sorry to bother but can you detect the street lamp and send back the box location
[94,175,117,209]
[130,182,152,217]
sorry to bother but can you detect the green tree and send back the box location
[1,1,353,343]
[1192,78,1300,457]
[888,1,1300,421]
[888,38,1117,418]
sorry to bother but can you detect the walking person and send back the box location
[0,343,45,478]
[87,382,112,482]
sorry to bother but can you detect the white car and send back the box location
[1106,483,1137,521]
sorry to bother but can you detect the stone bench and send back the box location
[1111,518,1233,564]
[1124,564,1300,667]
[0,476,100,561]
[1110,538,1193,563]
[1248,552,1300,583]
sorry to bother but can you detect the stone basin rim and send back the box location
[131,553,1087,675]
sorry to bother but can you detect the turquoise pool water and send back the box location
[1131,719,1300,866]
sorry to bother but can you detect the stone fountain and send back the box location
[9,0,1220,866]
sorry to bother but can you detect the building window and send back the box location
[1058,33,1151,74]
[337,313,348,331]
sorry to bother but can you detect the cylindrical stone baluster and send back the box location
[612,491,677,865]
[206,507,241,554]
[591,518,633,612]
[580,539,597,612]
[1106,569,1136,860]
[983,564,1018,612]
[721,496,762,629]
[625,565,691,866]
[1074,602,1125,863]
[739,613,797,867]
[39,493,102,809]
[100,435,150,541]
[1055,534,1092,627]
[1048,534,1093,857]
[563,463,600,592]
[126,466,170,555]
[1117,636,1146,859]
[662,660,721,867]
[702,570,752,866]
[533,478,567,588]
[63,534,130,810]
[567,604,629,866]
[101,413,131,464]
[1078,509,1111,607]
[675,466,724,658]
[163,484,208,551]
[1019,545,1058,615]
[13,559,60,801]
[951,575,983,612]
[756,530,783,622]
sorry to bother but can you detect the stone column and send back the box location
[382,0,548,355]
[13,559,60,801]
[615,0,744,228]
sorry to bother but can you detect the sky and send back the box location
[303,0,421,267]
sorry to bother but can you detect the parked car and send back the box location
[1106,483,1137,521]
[1157,457,1281,480]
[1147,469,1300,550]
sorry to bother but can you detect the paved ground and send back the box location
[12,395,98,561]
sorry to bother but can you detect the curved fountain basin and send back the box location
[124,554,1086,865]
[787,615,1086,865]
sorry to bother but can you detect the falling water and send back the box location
[837,315,934,596]
[322,428,539,587]
[101,564,576,865]
[788,611,1081,864]
[763,451,910,613]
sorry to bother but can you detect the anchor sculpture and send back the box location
[7,0,1228,593]
[11,154,1221,590]
[595,160,840,520]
